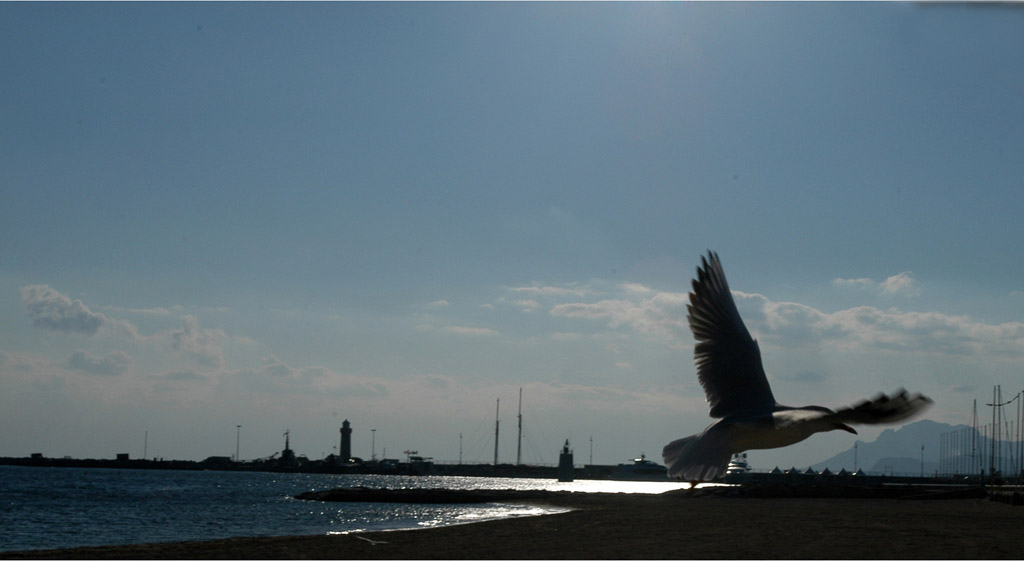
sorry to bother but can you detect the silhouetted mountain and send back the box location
[867,456,932,475]
[807,418,1022,476]
[809,419,963,474]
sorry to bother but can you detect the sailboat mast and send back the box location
[494,398,500,466]
[972,399,977,474]
[991,386,997,477]
[998,385,1003,474]
[516,387,523,466]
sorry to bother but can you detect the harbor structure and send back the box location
[281,430,296,467]
[557,439,574,482]
[610,453,668,480]
[340,420,352,460]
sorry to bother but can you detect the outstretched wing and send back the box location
[688,251,776,418]
[828,389,933,426]
[662,431,732,482]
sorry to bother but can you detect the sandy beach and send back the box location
[4,489,1024,560]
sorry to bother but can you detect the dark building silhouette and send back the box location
[558,439,574,482]
[340,419,352,460]
[281,430,296,467]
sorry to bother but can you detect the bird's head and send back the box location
[834,422,857,434]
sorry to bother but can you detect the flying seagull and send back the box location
[662,251,932,483]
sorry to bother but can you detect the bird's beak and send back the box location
[836,423,857,434]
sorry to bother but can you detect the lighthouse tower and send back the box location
[340,420,352,461]
[557,439,574,482]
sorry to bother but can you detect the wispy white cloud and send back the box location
[510,284,593,298]
[0,350,52,374]
[21,285,107,336]
[510,299,541,312]
[441,325,500,337]
[880,272,919,295]
[257,356,297,378]
[170,315,227,369]
[219,356,390,400]
[550,290,689,340]
[833,271,920,297]
[17,285,261,378]
[832,277,875,290]
[100,305,183,317]
[620,282,654,295]
[160,370,207,382]
[734,290,1024,357]
[20,285,142,339]
[66,350,134,376]
[253,356,336,381]
[538,279,1024,401]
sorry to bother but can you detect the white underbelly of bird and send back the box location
[725,412,837,452]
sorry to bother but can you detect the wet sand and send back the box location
[5,491,1024,559]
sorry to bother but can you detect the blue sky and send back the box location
[2,2,1023,470]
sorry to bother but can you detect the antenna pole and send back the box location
[999,385,1003,475]
[494,398,500,466]
[991,386,997,478]
[516,388,523,466]
[972,399,978,475]
[1019,389,1023,484]
[986,385,1019,478]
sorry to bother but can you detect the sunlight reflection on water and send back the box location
[2,467,712,552]
[304,474,695,494]
[305,475,717,537]
[324,503,569,535]
[302,475,695,536]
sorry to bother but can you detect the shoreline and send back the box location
[5,489,1024,560]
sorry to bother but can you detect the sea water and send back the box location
[0,465,687,552]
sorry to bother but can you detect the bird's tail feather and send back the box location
[662,433,731,482]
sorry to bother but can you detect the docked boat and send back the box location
[610,454,668,481]
[720,453,754,483]
[726,453,750,475]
